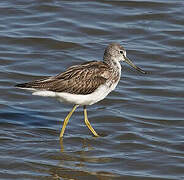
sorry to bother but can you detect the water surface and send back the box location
[0,0,184,179]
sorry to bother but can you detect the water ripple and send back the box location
[0,0,184,179]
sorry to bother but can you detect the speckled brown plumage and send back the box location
[16,60,119,95]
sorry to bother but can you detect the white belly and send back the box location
[32,80,119,106]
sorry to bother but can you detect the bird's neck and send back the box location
[104,58,121,76]
[104,58,121,69]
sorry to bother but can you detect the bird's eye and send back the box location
[120,51,123,54]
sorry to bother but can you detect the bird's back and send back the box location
[16,61,114,95]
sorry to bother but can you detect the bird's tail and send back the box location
[15,83,32,88]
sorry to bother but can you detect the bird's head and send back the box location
[104,43,146,74]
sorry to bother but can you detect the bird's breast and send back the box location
[106,71,121,91]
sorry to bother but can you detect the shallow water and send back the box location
[0,0,184,179]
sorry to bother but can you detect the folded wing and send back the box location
[16,61,112,95]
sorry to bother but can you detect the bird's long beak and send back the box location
[124,56,147,74]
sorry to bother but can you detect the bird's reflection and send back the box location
[50,137,94,179]
[49,137,115,179]
[59,136,95,153]
[59,138,64,152]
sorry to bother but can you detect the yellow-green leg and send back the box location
[60,104,78,138]
[84,105,99,137]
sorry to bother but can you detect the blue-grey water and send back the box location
[0,0,184,179]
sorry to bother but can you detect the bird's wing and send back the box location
[16,61,112,95]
